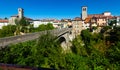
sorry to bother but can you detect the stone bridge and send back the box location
[0,28,73,49]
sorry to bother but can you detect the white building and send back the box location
[116,16,120,26]
[0,19,9,29]
[31,20,48,28]
[103,12,111,16]
[31,19,64,28]
[82,21,90,29]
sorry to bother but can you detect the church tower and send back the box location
[81,6,87,20]
[18,8,24,19]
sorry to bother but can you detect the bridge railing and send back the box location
[0,28,72,48]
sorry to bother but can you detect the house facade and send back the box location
[72,19,83,36]
[96,17,107,27]
[0,19,9,29]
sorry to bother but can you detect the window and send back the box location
[76,25,78,28]
[102,23,104,25]
[83,8,86,11]
[103,19,105,21]
[98,23,99,25]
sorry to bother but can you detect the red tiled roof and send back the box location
[53,20,60,23]
[85,17,91,23]
[88,14,115,19]
[25,17,33,21]
[93,16,115,19]
[74,17,82,21]
[0,20,8,23]
[95,16,107,19]
[107,16,116,19]
[88,14,103,17]
[86,14,115,23]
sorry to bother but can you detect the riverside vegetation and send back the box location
[0,27,120,69]
[0,18,120,69]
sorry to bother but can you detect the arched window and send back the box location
[83,8,86,11]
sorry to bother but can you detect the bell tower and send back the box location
[18,8,24,19]
[81,6,87,20]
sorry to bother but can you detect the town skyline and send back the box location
[0,0,120,19]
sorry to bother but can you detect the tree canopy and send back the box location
[0,25,16,38]
[0,26,120,69]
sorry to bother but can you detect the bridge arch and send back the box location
[58,36,66,44]
[0,28,72,48]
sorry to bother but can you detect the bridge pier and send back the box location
[59,31,73,52]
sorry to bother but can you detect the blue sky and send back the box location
[0,0,120,19]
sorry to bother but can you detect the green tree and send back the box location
[109,20,117,26]
[46,23,54,30]
[36,23,54,32]
[106,42,120,64]
[16,17,30,26]
[71,36,88,56]
[0,33,64,69]
[15,17,30,33]
[4,17,8,20]
[37,24,46,31]
[1,27,120,69]
[81,30,92,45]
[0,25,16,38]
[65,53,89,70]
[31,33,64,69]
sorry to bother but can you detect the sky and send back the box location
[0,0,120,19]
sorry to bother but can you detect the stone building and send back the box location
[72,18,83,37]
[9,8,24,25]
[81,6,87,20]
